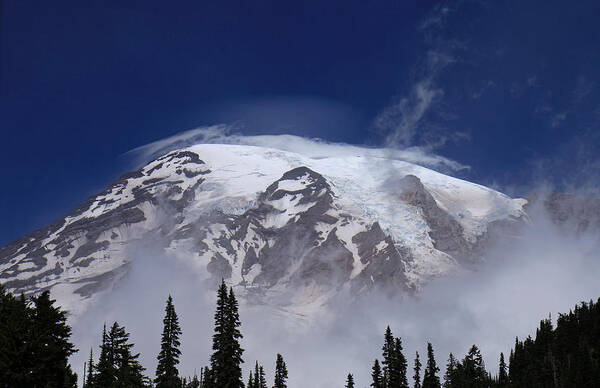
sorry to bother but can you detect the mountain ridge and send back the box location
[0,144,527,317]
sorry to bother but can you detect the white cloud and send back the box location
[69,201,600,388]
[375,80,444,148]
[127,125,469,173]
[374,0,467,153]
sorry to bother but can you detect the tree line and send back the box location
[1,282,600,387]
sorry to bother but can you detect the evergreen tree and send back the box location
[111,321,147,387]
[201,366,213,388]
[210,280,244,388]
[0,288,78,387]
[382,326,397,387]
[31,291,78,386]
[497,352,508,387]
[413,351,422,388]
[93,321,147,387]
[210,281,228,385]
[459,345,488,388]
[395,337,409,388]
[0,290,78,387]
[258,365,267,388]
[183,374,201,388]
[0,287,33,387]
[443,354,457,388]
[346,373,355,388]
[86,348,95,387]
[247,371,254,388]
[190,374,200,388]
[94,323,115,387]
[371,359,383,388]
[227,287,244,384]
[422,343,440,388]
[250,361,267,388]
[155,295,183,388]
[273,353,288,388]
[254,362,261,388]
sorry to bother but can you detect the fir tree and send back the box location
[210,280,244,388]
[443,354,456,388]
[94,323,115,387]
[258,365,267,388]
[190,374,200,388]
[395,337,409,388]
[0,287,34,386]
[93,321,147,387]
[86,348,95,387]
[227,287,244,384]
[30,290,78,387]
[183,374,201,388]
[422,343,440,388]
[210,281,228,384]
[497,352,508,386]
[371,359,383,388]
[155,295,183,388]
[0,287,78,387]
[201,366,213,388]
[460,345,488,387]
[273,353,288,388]
[254,361,261,388]
[247,371,254,388]
[413,351,422,388]
[382,326,397,387]
[251,361,267,388]
[346,373,355,388]
[111,321,147,387]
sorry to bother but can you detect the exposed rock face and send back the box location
[0,144,527,316]
[397,175,470,261]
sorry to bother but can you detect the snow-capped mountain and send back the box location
[0,144,527,316]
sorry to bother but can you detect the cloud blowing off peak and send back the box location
[128,125,470,174]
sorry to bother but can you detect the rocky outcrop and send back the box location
[396,175,470,261]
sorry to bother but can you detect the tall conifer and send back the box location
[93,321,147,387]
[395,337,409,388]
[413,351,422,388]
[86,348,94,387]
[258,365,267,388]
[30,291,78,387]
[461,345,488,386]
[422,343,441,388]
[443,353,456,388]
[382,326,397,387]
[155,295,183,388]
[498,352,508,386]
[274,353,288,388]
[210,280,244,388]
[372,359,383,388]
[247,371,254,388]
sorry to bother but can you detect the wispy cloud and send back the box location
[374,4,466,153]
[375,80,444,148]
[127,125,469,172]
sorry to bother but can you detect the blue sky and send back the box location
[1,0,600,245]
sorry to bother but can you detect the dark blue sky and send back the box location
[2,0,600,245]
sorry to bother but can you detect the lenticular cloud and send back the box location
[127,125,469,173]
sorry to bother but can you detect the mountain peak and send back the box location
[0,144,526,317]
